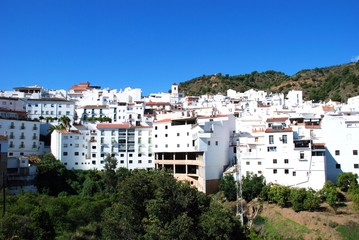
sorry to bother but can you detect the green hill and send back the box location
[178,62,359,102]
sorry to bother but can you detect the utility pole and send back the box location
[236,168,244,225]
[2,172,5,217]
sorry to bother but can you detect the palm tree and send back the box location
[58,115,71,131]
[48,116,71,133]
[48,124,65,132]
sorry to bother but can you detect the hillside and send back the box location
[254,201,359,240]
[178,62,359,102]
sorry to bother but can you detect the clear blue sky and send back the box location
[1,0,358,95]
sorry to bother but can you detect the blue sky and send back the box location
[0,0,358,95]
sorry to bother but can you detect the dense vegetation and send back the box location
[218,172,359,239]
[0,153,245,239]
[2,153,359,239]
[178,61,359,102]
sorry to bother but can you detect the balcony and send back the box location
[20,136,25,139]
[10,125,15,129]
[32,126,38,130]
[20,126,25,130]
[294,140,310,149]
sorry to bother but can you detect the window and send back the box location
[284,159,289,164]
[267,146,277,152]
[258,171,262,174]
[208,141,211,146]
[336,164,341,169]
[215,141,218,146]
[165,134,168,137]
[155,134,157,138]
[92,154,96,158]
[255,137,259,142]
[138,153,142,157]
[165,125,168,129]
[354,164,359,169]
[75,144,79,148]
[177,133,180,136]
[138,160,142,164]
[285,169,289,174]
[155,126,158,130]
[165,144,168,148]
[273,159,277,164]
[177,144,180,147]
[269,135,274,144]
[92,161,96,164]
[273,169,277,174]
[335,150,340,156]
[74,152,79,156]
[129,160,133,164]
[246,161,250,165]
[354,150,358,155]
[64,144,68,148]
[149,153,152,157]
[120,160,124,164]
[148,160,152,163]
[282,135,287,144]
[129,153,133,157]
[300,151,305,159]
[63,152,68,156]
[187,132,189,136]
[258,161,262,165]
[293,171,296,176]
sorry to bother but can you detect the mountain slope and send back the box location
[178,62,359,102]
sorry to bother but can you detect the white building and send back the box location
[26,98,76,123]
[51,123,154,171]
[51,129,93,170]
[238,116,326,190]
[0,119,42,158]
[321,114,359,182]
[96,123,154,170]
[153,114,236,194]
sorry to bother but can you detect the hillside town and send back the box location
[1,81,359,194]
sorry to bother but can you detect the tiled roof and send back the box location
[146,102,171,106]
[312,143,325,147]
[97,123,131,129]
[154,119,172,123]
[81,105,108,109]
[265,127,292,133]
[266,117,288,122]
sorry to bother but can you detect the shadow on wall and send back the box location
[325,147,343,183]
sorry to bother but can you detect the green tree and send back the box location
[268,185,290,207]
[30,207,55,240]
[337,172,358,192]
[320,181,339,213]
[0,214,34,240]
[242,173,265,202]
[289,188,307,212]
[199,202,245,240]
[35,153,73,196]
[303,189,320,211]
[103,154,118,194]
[219,173,237,201]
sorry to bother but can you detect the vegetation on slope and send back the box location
[178,61,359,102]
